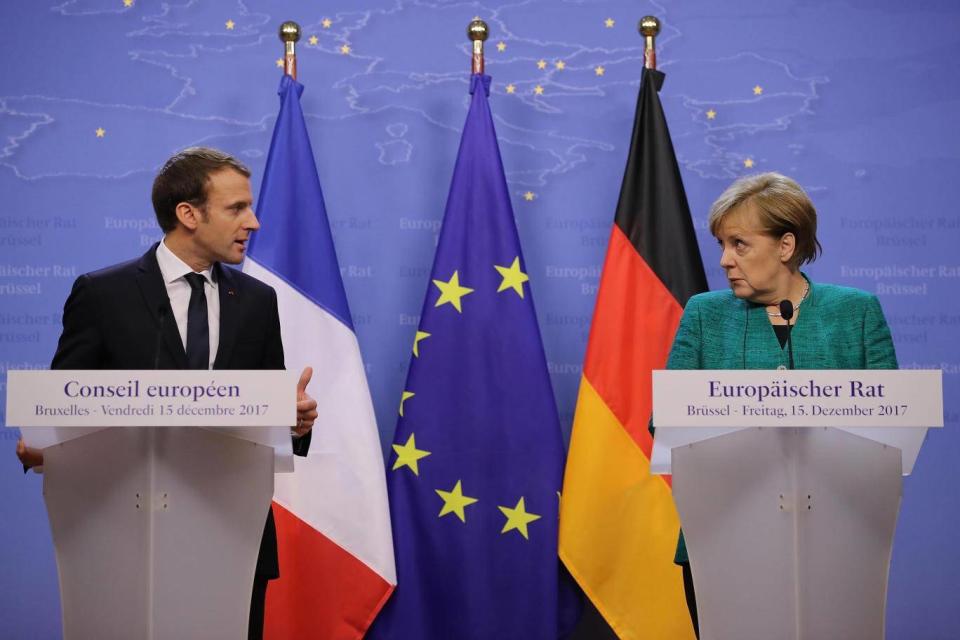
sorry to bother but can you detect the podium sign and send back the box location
[6,370,299,640]
[7,369,296,427]
[651,369,942,475]
[652,369,942,428]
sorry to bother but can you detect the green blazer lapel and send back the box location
[743,302,787,370]
[788,272,817,369]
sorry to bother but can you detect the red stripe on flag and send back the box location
[583,224,684,459]
[264,502,394,640]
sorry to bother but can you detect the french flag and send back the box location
[243,74,396,638]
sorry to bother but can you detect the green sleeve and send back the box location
[863,295,898,369]
[664,298,703,565]
[650,298,704,440]
[666,296,703,371]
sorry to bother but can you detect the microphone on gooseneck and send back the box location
[780,299,795,370]
[153,305,168,369]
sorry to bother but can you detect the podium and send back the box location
[6,370,297,640]
[651,370,943,640]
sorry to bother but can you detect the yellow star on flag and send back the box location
[505,84,516,94]
[753,85,763,95]
[594,65,605,76]
[555,60,566,70]
[744,158,755,168]
[523,191,535,201]
[497,41,507,52]
[498,497,541,540]
[706,109,717,120]
[432,271,474,313]
[412,331,431,357]
[225,19,235,30]
[392,433,431,475]
[435,480,479,522]
[123,0,133,7]
[536,59,547,70]
[95,127,105,138]
[275,58,284,68]
[533,85,544,95]
[494,257,529,298]
[321,18,333,29]
[604,18,615,28]
[340,44,351,55]
[399,390,415,417]
[308,35,319,45]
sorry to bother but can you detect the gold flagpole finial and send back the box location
[638,16,660,70]
[467,19,489,75]
[279,21,301,79]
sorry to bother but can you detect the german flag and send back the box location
[559,67,707,639]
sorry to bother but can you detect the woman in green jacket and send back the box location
[668,172,897,636]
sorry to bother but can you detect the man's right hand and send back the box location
[16,438,44,470]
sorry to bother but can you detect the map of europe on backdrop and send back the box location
[0,0,958,637]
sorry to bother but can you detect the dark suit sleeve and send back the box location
[24,275,102,473]
[51,275,104,369]
[262,287,312,457]
[262,287,285,370]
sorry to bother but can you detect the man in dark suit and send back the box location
[18,147,318,640]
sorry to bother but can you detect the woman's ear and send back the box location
[779,232,796,264]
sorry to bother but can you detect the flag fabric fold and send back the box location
[559,67,708,639]
[244,73,396,639]
[369,73,568,639]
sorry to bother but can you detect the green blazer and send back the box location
[667,275,898,563]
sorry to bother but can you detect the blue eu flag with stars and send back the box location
[369,74,569,639]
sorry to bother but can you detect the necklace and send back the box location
[766,281,809,318]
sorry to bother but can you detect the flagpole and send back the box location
[639,15,660,70]
[279,20,300,79]
[467,18,488,74]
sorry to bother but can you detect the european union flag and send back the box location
[369,74,568,639]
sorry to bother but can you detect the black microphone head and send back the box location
[779,299,794,321]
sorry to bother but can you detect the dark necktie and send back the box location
[184,273,209,370]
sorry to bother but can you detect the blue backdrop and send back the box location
[1,1,957,637]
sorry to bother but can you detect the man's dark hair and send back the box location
[151,147,251,233]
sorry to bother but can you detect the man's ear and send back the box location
[779,232,796,264]
[175,202,201,231]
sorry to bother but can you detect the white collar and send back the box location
[156,239,216,286]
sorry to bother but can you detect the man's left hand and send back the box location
[293,366,317,437]
[16,438,44,470]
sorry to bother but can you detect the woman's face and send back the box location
[715,202,793,304]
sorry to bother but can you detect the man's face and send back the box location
[192,168,259,266]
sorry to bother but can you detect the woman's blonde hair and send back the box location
[708,172,822,266]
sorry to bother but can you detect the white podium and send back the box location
[652,370,943,640]
[6,370,297,640]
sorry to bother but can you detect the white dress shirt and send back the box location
[155,240,220,369]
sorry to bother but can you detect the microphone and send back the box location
[779,300,795,370]
[153,305,168,369]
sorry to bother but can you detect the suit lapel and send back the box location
[213,263,241,369]
[136,245,189,369]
